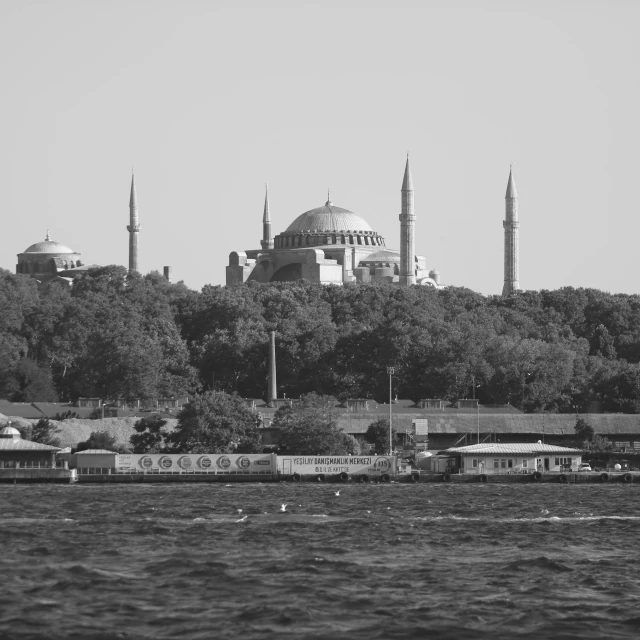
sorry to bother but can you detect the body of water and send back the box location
[1,483,639,639]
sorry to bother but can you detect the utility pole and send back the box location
[387,367,395,455]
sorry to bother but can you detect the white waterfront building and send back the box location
[441,443,583,475]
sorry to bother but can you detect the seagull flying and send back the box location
[334,489,341,496]
[280,504,288,512]
[236,515,248,522]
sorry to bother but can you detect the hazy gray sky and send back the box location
[2,0,638,295]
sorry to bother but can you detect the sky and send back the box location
[1,0,639,296]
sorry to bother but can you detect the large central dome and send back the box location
[23,240,75,254]
[285,200,373,233]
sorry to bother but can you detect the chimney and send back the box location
[163,266,172,282]
[268,331,277,408]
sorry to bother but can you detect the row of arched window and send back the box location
[17,259,82,274]
[273,233,384,249]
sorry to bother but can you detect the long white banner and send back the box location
[278,455,395,476]
[116,453,276,474]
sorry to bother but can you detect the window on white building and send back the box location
[472,459,478,468]
[522,460,528,468]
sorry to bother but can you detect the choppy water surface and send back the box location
[2,483,640,639]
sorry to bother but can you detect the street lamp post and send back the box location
[387,367,395,455]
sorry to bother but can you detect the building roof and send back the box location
[0,401,45,419]
[76,449,118,455]
[22,235,77,255]
[441,443,583,455]
[360,249,401,264]
[0,433,60,451]
[285,201,373,233]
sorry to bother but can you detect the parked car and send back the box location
[578,462,592,472]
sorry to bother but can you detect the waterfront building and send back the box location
[226,157,443,287]
[440,443,583,475]
[0,425,60,468]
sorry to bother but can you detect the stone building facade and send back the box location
[226,158,443,287]
[16,232,91,284]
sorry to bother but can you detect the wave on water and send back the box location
[412,514,640,523]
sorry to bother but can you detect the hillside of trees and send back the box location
[2,265,640,414]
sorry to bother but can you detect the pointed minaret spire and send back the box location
[505,164,518,198]
[399,154,416,285]
[261,183,274,250]
[127,169,141,273]
[401,153,414,191]
[502,165,520,296]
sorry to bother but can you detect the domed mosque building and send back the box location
[16,231,98,284]
[226,157,443,287]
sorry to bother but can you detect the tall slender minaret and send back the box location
[502,166,520,296]
[399,155,416,286]
[127,170,141,273]
[261,184,273,250]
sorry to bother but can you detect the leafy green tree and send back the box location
[52,410,81,420]
[130,414,170,453]
[30,418,61,447]
[169,391,262,453]
[272,393,353,455]
[584,435,614,453]
[574,417,594,441]
[364,418,399,454]
[10,359,58,402]
[75,430,124,453]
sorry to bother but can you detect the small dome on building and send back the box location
[285,202,373,234]
[0,426,22,440]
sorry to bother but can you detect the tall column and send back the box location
[399,155,416,286]
[267,331,277,407]
[261,184,273,250]
[127,170,141,273]
[502,166,520,296]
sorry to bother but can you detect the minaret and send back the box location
[261,184,273,250]
[127,170,141,273]
[502,166,520,296]
[399,155,416,286]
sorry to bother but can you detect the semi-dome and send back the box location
[360,249,400,263]
[285,200,373,233]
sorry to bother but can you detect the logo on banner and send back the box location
[198,456,212,469]
[376,457,391,470]
[217,456,231,470]
[139,456,153,469]
[158,456,173,470]
[236,456,251,469]
[178,456,192,469]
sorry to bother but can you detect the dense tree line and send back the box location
[2,266,640,413]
